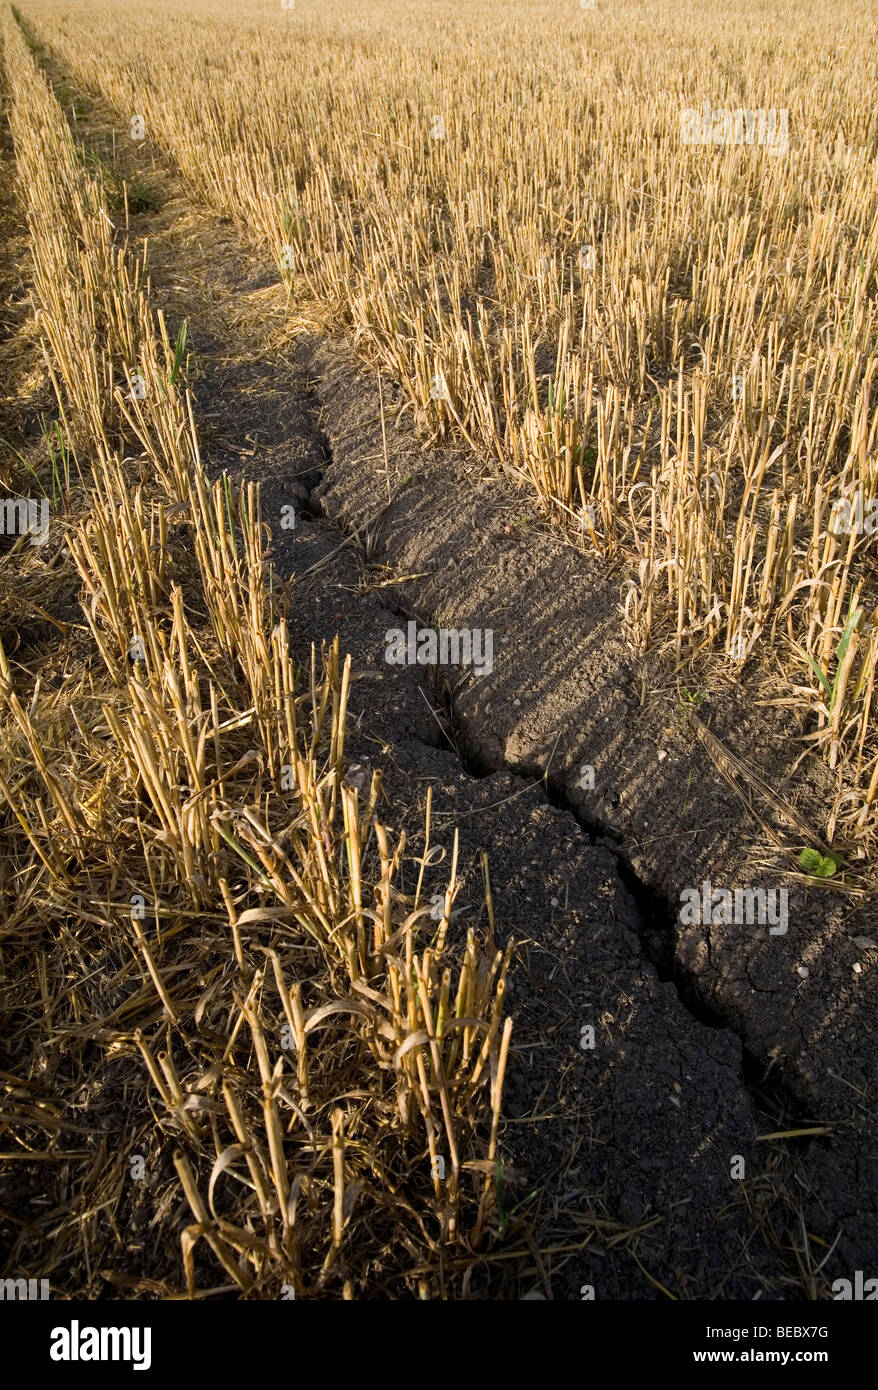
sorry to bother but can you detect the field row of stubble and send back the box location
[1,4,512,1297]
[22,0,878,858]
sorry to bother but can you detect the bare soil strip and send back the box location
[307,339,878,1277]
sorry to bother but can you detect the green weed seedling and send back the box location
[798,847,844,879]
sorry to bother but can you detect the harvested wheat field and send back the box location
[0,0,876,1337]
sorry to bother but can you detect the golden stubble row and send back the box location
[1,7,514,1293]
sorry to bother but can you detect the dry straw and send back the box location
[0,7,514,1297]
